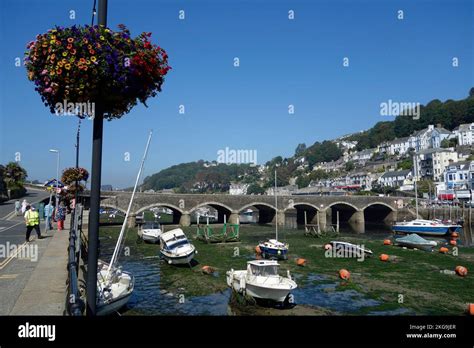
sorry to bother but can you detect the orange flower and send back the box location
[89,49,95,55]
[67,44,72,50]
[67,38,74,43]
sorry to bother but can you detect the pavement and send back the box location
[0,188,70,315]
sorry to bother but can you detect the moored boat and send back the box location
[226,260,297,303]
[138,221,162,243]
[159,228,196,265]
[392,219,461,236]
[96,260,134,316]
[395,233,437,250]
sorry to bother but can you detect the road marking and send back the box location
[0,239,32,270]
[0,274,18,279]
[0,221,24,233]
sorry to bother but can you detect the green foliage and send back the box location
[397,158,413,170]
[417,179,434,194]
[246,183,265,195]
[441,138,457,148]
[351,89,474,150]
[142,161,260,193]
[3,162,27,189]
[305,141,343,166]
[294,143,306,156]
[344,161,355,172]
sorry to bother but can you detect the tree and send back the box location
[344,161,355,172]
[294,143,306,157]
[397,158,413,170]
[247,183,265,195]
[441,138,457,148]
[3,162,27,188]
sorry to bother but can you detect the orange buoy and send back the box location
[296,258,307,266]
[468,304,474,315]
[451,232,459,238]
[383,239,392,246]
[439,247,449,254]
[339,269,350,280]
[324,243,332,250]
[201,265,215,275]
[455,266,468,277]
[449,240,457,246]
[255,246,262,254]
[379,254,389,262]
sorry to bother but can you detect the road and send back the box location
[0,188,54,314]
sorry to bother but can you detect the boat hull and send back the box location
[97,291,133,316]
[160,250,195,265]
[392,225,458,236]
[259,245,288,260]
[226,270,296,303]
[141,233,160,243]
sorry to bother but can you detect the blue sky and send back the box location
[0,0,472,188]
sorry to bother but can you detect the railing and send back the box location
[66,203,85,316]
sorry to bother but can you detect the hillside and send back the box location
[140,88,474,193]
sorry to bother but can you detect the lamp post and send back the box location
[87,0,107,316]
[49,149,60,211]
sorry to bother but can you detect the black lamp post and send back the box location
[86,0,107,316]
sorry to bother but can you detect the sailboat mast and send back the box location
[413,152,419,218]
[274,169,278,241]
[106,130,153,277]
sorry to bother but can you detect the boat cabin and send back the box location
[142,222,161,230]
[247,260,279,277]
[160,229,189,250]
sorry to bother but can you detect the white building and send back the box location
[417,148,458,181]
[378,170,413,188]
[229,183,249,195]
[379,137,411,156]
[453,123,474,146]
[409,125,452,151]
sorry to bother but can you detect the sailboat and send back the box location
[96,130,153,315]
[391,151,461,237]
[258,170,289,260]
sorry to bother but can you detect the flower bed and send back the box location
[25,24,171,119]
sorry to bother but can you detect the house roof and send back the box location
[381,170,411,179]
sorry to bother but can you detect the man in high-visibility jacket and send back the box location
[24,205,43,242]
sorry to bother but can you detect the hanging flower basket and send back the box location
[24,24,171,120]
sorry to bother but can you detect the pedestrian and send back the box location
[56,201,66,231]
[21,199,28,214]
[44,201,54,231]
[14,200,20,216]
[24,205,43,242]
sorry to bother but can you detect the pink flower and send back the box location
[41,69,48,75]
[44,87,52,93]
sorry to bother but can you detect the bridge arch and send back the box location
[363,202,396,224]
[135,203,184,225]
[238,202,276,224]
[189,201,233,224]
[288,203,321,226]
[99,203,127,216]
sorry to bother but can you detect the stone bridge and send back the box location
[95,192,411,230]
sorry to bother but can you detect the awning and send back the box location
[438,193,454,200]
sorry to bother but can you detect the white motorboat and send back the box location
[226,260,297,303]
[95,131,153,315]
[138,221,162,243]
[392,219,461,236]
[159,228,197,265]
[96,260,134,316]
